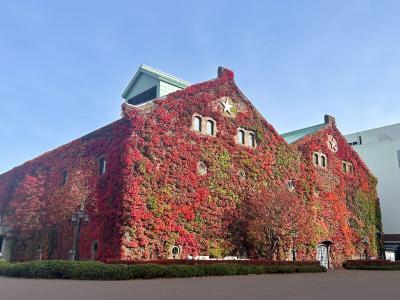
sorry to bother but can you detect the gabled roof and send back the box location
[281,123,326,144]
[122,64,190,99]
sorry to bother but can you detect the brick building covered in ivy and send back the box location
[0,66,381,268]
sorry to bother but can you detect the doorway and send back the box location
[316,244,329,268]
[91,240,99,260]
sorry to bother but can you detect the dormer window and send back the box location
[122,65,190,106]
[127,86,157,106]
[193,116,202,132]
[206,120,215,136]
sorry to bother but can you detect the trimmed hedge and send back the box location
[101,259,320,266]
[0,260,326,280]
[343,260,400,270]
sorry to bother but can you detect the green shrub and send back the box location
[0,260,326,280]
[343,260,400,270]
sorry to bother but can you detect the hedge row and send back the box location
[101,259,321,266]
[343,260,400,270]
[0,260,326,280]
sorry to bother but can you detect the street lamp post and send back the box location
[290,230,298,261]
[36,249,42,261]
[70,207,89,261]
[362,236,369,260]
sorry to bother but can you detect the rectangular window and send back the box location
[61,170,68,186]
[397,150,400,169]
[0,236,3,252]
[99,158,107,175]
[358,135,362,145]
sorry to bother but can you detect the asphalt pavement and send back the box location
[1,270,399,300]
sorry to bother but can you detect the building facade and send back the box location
[345,123,400,260]
[0,66,381,267]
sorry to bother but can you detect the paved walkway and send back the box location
[1,270,399,300]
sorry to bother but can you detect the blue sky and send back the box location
[1,0,400,173]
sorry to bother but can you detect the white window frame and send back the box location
[206,119,215,136]
[313,152,327,169]
[237,129,245,145]
[191,114,217,137]
[193,115,202,132]
[342,161,354,174]
[237,128,256,148]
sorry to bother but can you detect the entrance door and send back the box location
[316,244,329,268]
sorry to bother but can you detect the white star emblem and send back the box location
[221,98,234,114]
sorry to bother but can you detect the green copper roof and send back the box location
[122,65,190,99]
[281,123,326,144]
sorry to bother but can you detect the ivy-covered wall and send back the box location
[0,119,131,261]
[293,123,381,266]
[0,68,381,266]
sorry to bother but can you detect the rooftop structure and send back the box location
[122,65,190,106]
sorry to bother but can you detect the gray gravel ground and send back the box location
[1,270,399,300]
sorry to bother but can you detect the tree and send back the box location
[7,174,45,235]
[242,185,309,259]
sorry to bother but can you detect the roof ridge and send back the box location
[281,123,326,144]
[281,122,326,137]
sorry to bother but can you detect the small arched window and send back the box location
[248,133,256,147]
[197,161,207,176]
[61,170,68,186]
[238,130,245,144]
[342,162,348,173]
[99,157,107,175]
[206,120,215,135]
[238,169,246,180]
[321,155,327,168]
[193,116,202,132]
[313,153,319,166]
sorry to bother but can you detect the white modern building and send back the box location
[345,123,400,260]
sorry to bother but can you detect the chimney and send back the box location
[324,114,336,125]
[217,66,234,80]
